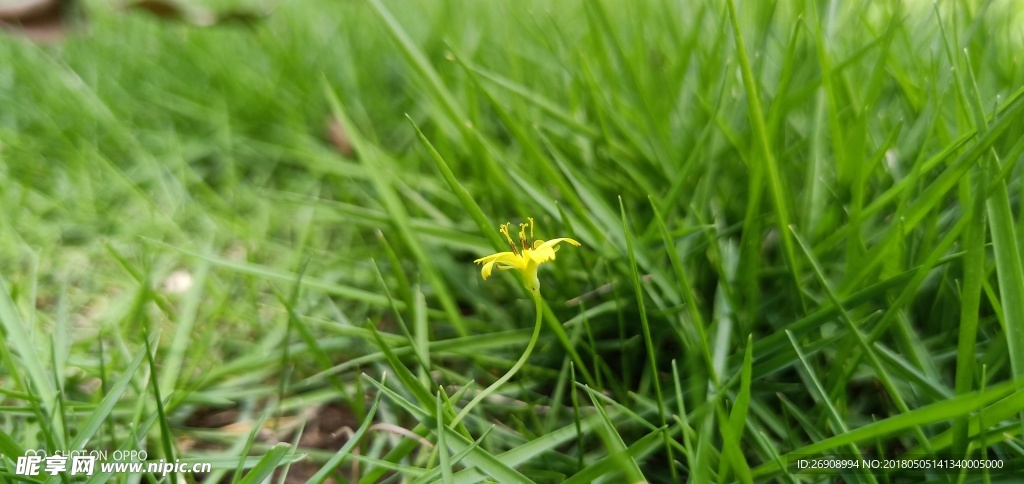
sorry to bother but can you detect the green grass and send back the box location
[2,0,1024,481]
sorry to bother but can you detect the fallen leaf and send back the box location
[122,0,187,20]
[0,0,75,43]
[119,0,270,28]
[326,116,354,158]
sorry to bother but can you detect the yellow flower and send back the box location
[474,218,580,293]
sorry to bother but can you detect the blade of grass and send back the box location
[406,116,504,252]
[357,424,432,484]
[619,195,675,481]
[961,51,1024,421]
[412,425,494,484]
[143,335,177,470]
[157,259,210,398]
[841,85,1024,291]
[725,0,803,304]
[786,330,876,483]
[584,0,673,174]
[268,191,491,253]
[790,226,933,451]
[230,404,277,484]
[436,389,455,484]
[0,429,23,460]
[718,335,754,483]
[324,80,468,336]
[0,276,62,449]
[238,443,293,484]
[918,372,1024,452]
[650,195,718,387]
[365,0,464,135]
[141,237,396,308]
[366,322,435,413]
[563,425,669,484]
[362,374,536,483]
[581,384,646,482]
[953,126,988,456]
[714,399,753,484]
[68,347,147,450]
[752,381,1023,479]
[937,3,1024,437]
[310,378,384,483]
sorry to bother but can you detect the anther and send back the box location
[500,223,520,255]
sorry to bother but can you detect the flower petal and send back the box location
[474,251,517,264]
[481,260,498,279]
[526,246,557,264]
[526,237,580,264]
[475,252,526,280]
[535,237,581,251]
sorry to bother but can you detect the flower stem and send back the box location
[450,291,543,429]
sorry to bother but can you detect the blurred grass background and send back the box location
[2,0,1024,481]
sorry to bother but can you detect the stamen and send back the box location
[528,217,535,246]
[500,223,520,255]
[519,223,528,252]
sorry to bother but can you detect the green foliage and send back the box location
[2,0,1024,481]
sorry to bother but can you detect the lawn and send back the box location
[2,0,1024,482]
